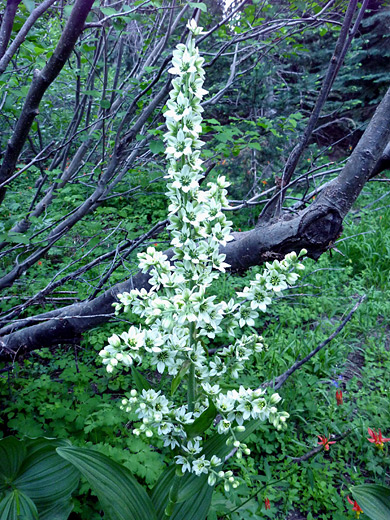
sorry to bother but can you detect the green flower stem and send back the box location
[187,323,196,413]
[187,360,196,413]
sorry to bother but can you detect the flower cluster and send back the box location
[99,19,306,487]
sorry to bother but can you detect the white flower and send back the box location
[217,419,231,434]
[201,382,221,395]
[183,438,202,455]
[175,455,191,473]
[192,455,210,476]
[211,222,234,246]
[165,128,193,158]
[168,49,197,76]
[215,394,235,414]
[265,268,288,292]
[120,326,145,351]
[235,305,258,328]
[250,289,272,312]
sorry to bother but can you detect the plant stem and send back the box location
[187,322,196,413]
[187,360,196,413]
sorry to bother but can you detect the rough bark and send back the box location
[1,85,390,359]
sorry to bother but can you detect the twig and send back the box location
[264,295,366,390]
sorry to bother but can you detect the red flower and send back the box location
[347,496,363,518]
[37,261,42,266]
[336,390,343,406]
[317,435,336,451]
[367,428,390,450]
[264,497,271,510]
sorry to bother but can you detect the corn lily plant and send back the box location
[98,19,306,518]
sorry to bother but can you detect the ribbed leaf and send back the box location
[14,439,79,509]
[57,446,156,520]
[171,479,213,520]
[150,466,213,520]
[132,366,152,391]
[0,438,26,490]
[171,361,190,396]
[151,420,262,519]
[39,500,74,520]
[184,402,217,439]
[0,490,38,520]
[351,484,390,520]
[150,465,176,518]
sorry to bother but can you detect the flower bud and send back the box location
[270,393,282,405]
[208,474,216,486]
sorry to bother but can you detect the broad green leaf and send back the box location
[132,366,152,392]
[57,446,156,520]
[152,419,262,517]
[0,490,38,520]
[151,466,213,520]
[100,7,117,15]
[0,437,26,487]
[39,500,73,520]
[172,479,213,520]
[22,0,35,13]
[14,438,79,509]
[351,484,390,520]
[189,2,207,12]
[7,234,29,245]
[149,140,165,154]
[184,401,217,438]
[248,142,262,151]
[171,360,190,396]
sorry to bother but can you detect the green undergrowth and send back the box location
[1,182,390,519]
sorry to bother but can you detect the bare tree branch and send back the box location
[0,0,23,60]
[0,0,58,75]
[0,0,94,204]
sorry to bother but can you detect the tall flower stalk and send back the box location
[99,19,306,495]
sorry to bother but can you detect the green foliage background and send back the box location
[1,1,390,519]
